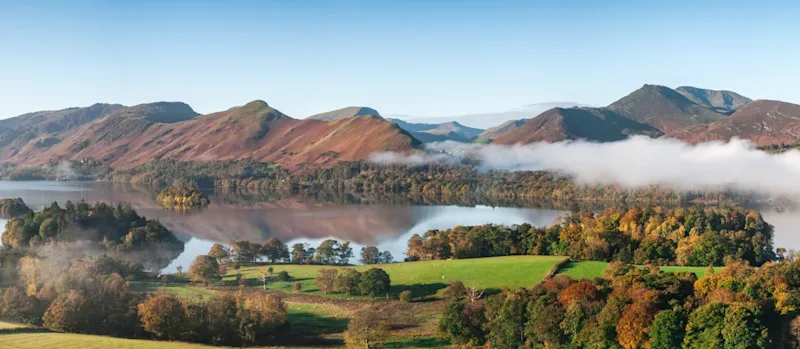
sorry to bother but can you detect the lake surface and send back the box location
[2,181,799,273]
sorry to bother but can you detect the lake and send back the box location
[2,181,799,273]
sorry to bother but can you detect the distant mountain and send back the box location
[307,106,382,121]
[476,119,527,143]
[389,102,587,129]
[675,86,752,115]
[667,100,800,146]
[0,101,419,170]
[0,103,124,148]
[388,119,484,143]
[493,107,662,145]
[606,84,728,133]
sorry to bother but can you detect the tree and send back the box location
[137,294,186,340]
[208,243,229,263]
[651,309,686,349]
[439,297,486,345]
[176,265,183,275]
[262,238,289,263]
[684,303,726,348]
[344,308,390,349]
[315,239,339,265]
[335,269,362,296]
[337,241,354,265]
[722,302,768,349]
[43,290,89,332]
[189,255,221,286]
[1,287,37,323]
[317,268,338,294]
[358,268,391,297]
[406,234,424,261]
[231,241,261,264]
[291,243,306,264]
[361,246,380,265]
[379,250,393,264]
[616,300,658,349]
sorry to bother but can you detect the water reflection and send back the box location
[3,181,800,273]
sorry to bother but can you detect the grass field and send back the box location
[227,255,569,297]
[0,321,25,329]
[557,261,721,280]
[0,332,322,349]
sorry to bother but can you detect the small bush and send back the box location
[293,282,302,292]
[399,290,413,303]
[276,271,290,282]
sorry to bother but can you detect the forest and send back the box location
[407,206,776,267]
[439,259,800,348]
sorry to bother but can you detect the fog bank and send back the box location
[370,137,800,197]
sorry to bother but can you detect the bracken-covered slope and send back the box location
[675,86,752,115]
[0,103,124,149]
[492,107,662,144]
[1,100,420,170]
[606,84,728,133]
[666,100,800,145]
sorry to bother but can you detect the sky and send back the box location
[1,0,799,119]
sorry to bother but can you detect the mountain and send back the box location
[606,84,728,133]
[666,100,800,146]
[388,119,484,143]
[675,86,752,114]
[492,107,662,145]
[0,101,419,170]
[0,103,124,148]
[389,102,587,129]
[307,106,382,121]
[476,119,527,143]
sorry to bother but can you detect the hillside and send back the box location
[607,84,728,133]
[476,119,527,142]
[492,107,662,144]
[0,101,420,170]
[0,103,124,149]
[307,106,382,121]
[388,119,484,142]
[667,100,800,145]
[676,86,752,114]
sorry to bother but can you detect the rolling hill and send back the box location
[606,84,728,133]
[388,119,484,142]
[667,99,800,145]
[492,107,662,144]
[476,119,527,142]
[0,101,420,170]
[675,86,752,114]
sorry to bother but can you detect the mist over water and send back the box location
[371,137,800,198]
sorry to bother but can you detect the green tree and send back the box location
[361,246,380,265]
[334,269,361,296]
[189,255,221,286]
[651,309,686,349]
[315,239,339,265]
[317,268,338,294]
[684,303,726,349]
[439,297,486,345]
[290,243,306,264]
[262,237,289,263]
[358,268,391,297]
[722,302,768,349]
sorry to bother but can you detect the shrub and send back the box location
[317,268,338,294]
[358,268,391,297]
[293,282,302,292]
[399,290,413,303]
[276,271,291,282]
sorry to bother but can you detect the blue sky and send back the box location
[1,0,799,119]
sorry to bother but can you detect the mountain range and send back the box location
[2,84,800,171]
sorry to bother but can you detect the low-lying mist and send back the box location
[370,136,800,198]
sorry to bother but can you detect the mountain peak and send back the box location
[675,86,752,114]
[307,106,382,121]
[244,100,270,109]
[606,85,727,133]
[123,102,199,123]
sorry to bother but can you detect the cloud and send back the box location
[370,137,800,198]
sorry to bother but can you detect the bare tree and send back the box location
[466,283,484,303]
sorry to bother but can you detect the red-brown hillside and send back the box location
[0,100,420,170]
[666,100,800,145]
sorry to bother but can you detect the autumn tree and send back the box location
[344,308,390,349]
[137,293,187,340]
[317,268,338,294]
[315,239,339,265]
[616,300,658,349]
[43,290,89,332]
[290,243,306,264]
[189,255,221,286]
[722,302,768,349]
[334,269,362,296]
[208,243,229,264]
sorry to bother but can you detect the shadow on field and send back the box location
[393,283,447,297]
[382,337,449,348]
[287,311,348,335]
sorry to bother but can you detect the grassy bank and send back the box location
[557,260,721,279]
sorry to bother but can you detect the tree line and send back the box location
[206,238,393,266]
[406,206,776,267]
[439,258,800,348]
